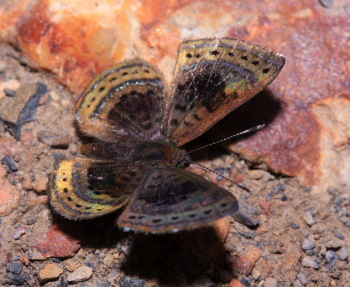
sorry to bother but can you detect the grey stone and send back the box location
[6,273,29,286]
[339,246,349,261]
[297,273,308,286]
[1,155,18,172]
[302,256,320,269]
[325,250,337,263]
[301,239,316,250]
[6,263,23,275]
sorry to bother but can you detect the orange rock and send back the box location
[33,225,81,258]
[232,246,261,276]
[259,200,271,215]
[0,165,21,217]
[38,263,64,283]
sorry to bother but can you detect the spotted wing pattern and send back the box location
[118,167,238,233]
[49,157,148,219]
[166,38,285,146]
[75,59,166,142]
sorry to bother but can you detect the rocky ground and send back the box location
[0,42,349,286]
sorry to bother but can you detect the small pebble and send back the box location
[297,273,308,286]
[291,223,300,229]
[328,259,337,271]
[239,231,256,239]
[38,263,64,283]
[338,246,349,261]
[263,277,277,287]
[325,250,337,263]
[0,79,20,99]
[28,250,47,261]
[4,88,17,97]
[345,219,350,228]
[67,265,93,283]
[51,258,61,263]
[26,218,36,225]
[305,250,314,256]
[281,195,288,201]
[302,256,320,269]
[241,277,252,286]
[302,239,316,250]
[334,232,345,240]
[303,212,315,226]
[1,155,18,172]
[13,227,26,240]
[274,184,285,193]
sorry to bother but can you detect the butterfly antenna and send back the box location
[188,124,265,154]
[190,160,252,194]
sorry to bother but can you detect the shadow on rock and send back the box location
[185,88,282,161]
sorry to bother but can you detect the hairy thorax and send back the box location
[132,141,191,168]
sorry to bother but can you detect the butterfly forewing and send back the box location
[118,167,238,233]
[49,158,148,219]
[166,38,285,146]
[75,59,167,142]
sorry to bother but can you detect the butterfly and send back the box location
[49,38,285,233]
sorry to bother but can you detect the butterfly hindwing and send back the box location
[75,59,167,142]
[166,38,285,146]
[49,157,148,219]
[118,167,238,233]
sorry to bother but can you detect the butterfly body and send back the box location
[49,38,285,233]
[80,140,190,168]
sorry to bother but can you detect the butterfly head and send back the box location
[173,148,191,169]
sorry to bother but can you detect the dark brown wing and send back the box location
[75,59,167,142]
[118,167,238,233]
[166,38,285,146]
[49,157,148,219]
